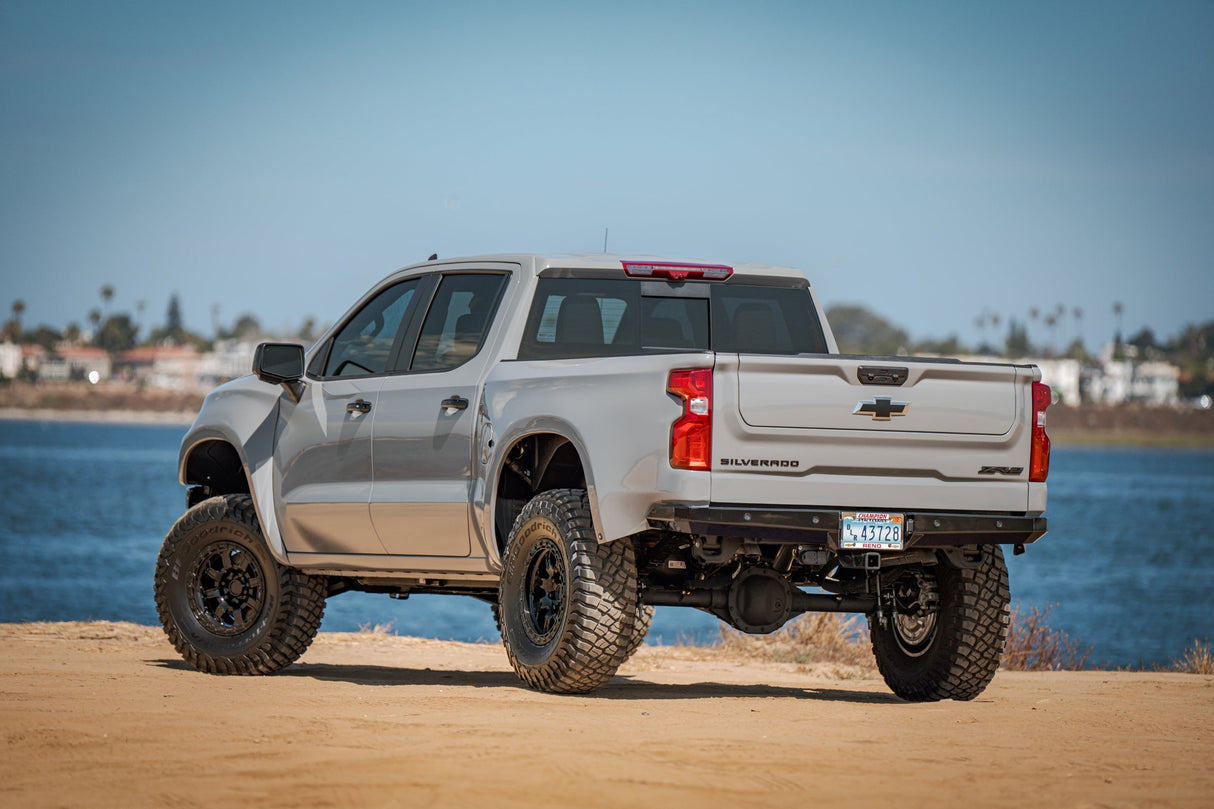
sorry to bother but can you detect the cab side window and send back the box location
[323,280,419,377]
[409,274,508,373]
[519,278,711,359]
[520,279,637,359]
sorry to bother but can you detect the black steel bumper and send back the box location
[646,503,1047,548]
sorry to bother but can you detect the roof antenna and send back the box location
[603,228,608,254]
[428,253,438,261]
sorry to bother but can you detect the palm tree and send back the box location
[1044,313,1059,355]
[10,300,24,337]
[1112,301,1125,360]
[100,285,115,317]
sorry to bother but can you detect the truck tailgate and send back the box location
[712,355,1039,514]
[737,356,1017,435]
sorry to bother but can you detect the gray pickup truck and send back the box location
[155,253,1050,701]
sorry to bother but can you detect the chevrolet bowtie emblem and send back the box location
[853,397,909,421]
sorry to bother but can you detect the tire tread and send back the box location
[871,546,1010,701]
[500,489,638,694]
[154,494,326,676]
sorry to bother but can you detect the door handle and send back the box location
[441,395,469,413]
[347,399,372,414]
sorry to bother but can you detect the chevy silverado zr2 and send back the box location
[155,253,1050,701]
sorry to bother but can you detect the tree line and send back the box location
[4,289,1211,398]
[4,287,320,354]
[825,303,1212,399]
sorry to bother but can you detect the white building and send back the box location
[1085,343,1181,406]
[116,345,203,390]
[1130,361,1181,405]
[38,346,112,382]
[1030,358,1082,406]
[1085,360,1132,405]
[199,340,258,387]
[0,342,20,379]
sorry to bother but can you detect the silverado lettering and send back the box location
[718,458,800,468]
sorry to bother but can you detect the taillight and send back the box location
[668,368,713,470]
[1030,381,1051,482]
[623,261,733,282]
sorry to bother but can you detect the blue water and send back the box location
[1,419,1210,666]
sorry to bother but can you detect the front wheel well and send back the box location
[494,433,587,550]
[183,440,250,505]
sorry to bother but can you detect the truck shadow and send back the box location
[147,658,902,704]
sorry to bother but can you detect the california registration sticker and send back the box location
[840,512,905,551]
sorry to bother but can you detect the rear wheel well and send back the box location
[183,440,250,506]
[494,433,587,551]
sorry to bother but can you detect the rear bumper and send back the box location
[646,503,1046,547]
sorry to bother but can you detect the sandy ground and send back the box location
[2,622,1211,809]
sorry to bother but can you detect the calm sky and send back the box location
[2,0,1212,351]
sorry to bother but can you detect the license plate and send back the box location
[840,512,904,551]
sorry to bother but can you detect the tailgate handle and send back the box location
[858,366,908,386]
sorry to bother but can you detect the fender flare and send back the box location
[178,409,288,562]
[481,418,604,564]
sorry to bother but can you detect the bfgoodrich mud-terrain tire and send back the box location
[154,494,326,675]
[498,489,639,694]
[620,602,654,662]
[870,545,1010,702]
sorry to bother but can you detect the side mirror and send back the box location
[253,342,306,402]
[253,342,305,384]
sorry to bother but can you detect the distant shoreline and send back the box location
[1050,429,1214,449]
[1047,401,1214,448]
[3,409,1212,448]
[0,382,202,428]
[0,407,196,427]
[2,382,1212,447]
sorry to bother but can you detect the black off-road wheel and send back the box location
[498,489,639,694]
[870,545,1010,702]
[154,494,326,675]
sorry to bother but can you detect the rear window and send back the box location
[712,286,828,355]
[518,279,827,360]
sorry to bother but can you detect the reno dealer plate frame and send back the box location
[840,512,905,551]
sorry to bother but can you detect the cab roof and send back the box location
[396,253,811,283]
